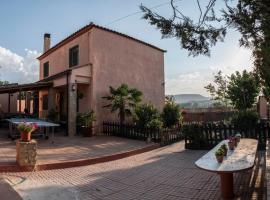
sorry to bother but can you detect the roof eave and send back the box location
[37,24,166,60]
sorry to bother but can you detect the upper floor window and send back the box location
[69,45,79,67]
[43,62,49,78]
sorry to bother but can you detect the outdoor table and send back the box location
[6,118,60,143]
[195,138,258,199]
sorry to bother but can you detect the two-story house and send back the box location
[0,23,165,136]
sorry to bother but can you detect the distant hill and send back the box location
[170,94,210,104]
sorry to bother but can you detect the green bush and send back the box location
[230,110,259,129]
[227,70,259,110]
[161,102,182,128]
[182,124,206,149]
[77,110,96,128]
[134,103,162,129]
[47,108,59,122]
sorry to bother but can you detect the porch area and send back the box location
[0,65,92,138]
[0,130,157,171]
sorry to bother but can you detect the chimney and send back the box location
[43,33,51,53]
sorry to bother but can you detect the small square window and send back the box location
[69,45,79,67]
[43,62,49,78]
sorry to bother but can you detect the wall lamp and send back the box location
[72,84,76,91]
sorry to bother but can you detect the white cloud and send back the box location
[0,46,40,84]
[209,47,253,75]
[165,71,212,96]
[165,47,253,96]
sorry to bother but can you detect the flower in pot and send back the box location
[79,110,96,137]
[215,148,224,163]
[235,133,241,143]
[17,122,38,142]
[228,137,235,150]
[220,143,228,156]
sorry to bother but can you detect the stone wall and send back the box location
[16,140,37,167]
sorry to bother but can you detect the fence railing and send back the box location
[103,122,182,146]
[184,123,269,150]
[103,122,268,150]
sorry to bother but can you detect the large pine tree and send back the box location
[140,0,270,98]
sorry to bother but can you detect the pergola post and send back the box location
[18,90,22,113]
[8,93,10,113]
[48,87,56,111]
[67,83,77,137]
[25,92,31,113]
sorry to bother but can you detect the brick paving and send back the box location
[266,140,270,199]
[0,134,153,165]
[1,141,266,200]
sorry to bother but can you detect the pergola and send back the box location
[0,82,53,113]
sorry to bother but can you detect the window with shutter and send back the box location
[43,62,49,78]
[69,45,79,67]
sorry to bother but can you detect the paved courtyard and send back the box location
[0,134,153,165]
[1,141,265,200]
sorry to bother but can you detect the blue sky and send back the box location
[0,0,253,96]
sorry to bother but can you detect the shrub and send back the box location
[182,124,206,149]
[77,110,96,128]
[227,70,259,110]
[230,110,259,129]
[47,108,59,122]
[161,102,182,128]
[134,103,162,129]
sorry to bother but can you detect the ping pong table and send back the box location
[6,118,60,143]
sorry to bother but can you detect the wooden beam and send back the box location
[19,90,21,113]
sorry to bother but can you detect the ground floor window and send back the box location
[42,95,48,110]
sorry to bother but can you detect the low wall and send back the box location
[182,111,235,123]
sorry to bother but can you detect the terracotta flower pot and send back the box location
[228,142,234,150]
[216,155,224,163]
[233,138,238,147]
[82,127,93,137]
[20,132,31,142]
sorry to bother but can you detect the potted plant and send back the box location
[228,137,235,150]
[47,108,59,123]
[220,143,228,156]
[17,122,38,142]
[79,110,96,137]
[215,148,224,163]
[235,133,241,143]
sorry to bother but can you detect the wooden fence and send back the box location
[184,123,269,150]
[103,122,182,146]
[103,122,268,150]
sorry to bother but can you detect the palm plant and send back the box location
[102,84,142,124]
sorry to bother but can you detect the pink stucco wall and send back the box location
[39,32,90,80]
[38,26,165,132]
[89,28,165,128]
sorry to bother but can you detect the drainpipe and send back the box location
[66,73,69,136]
[8,93,10,113]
